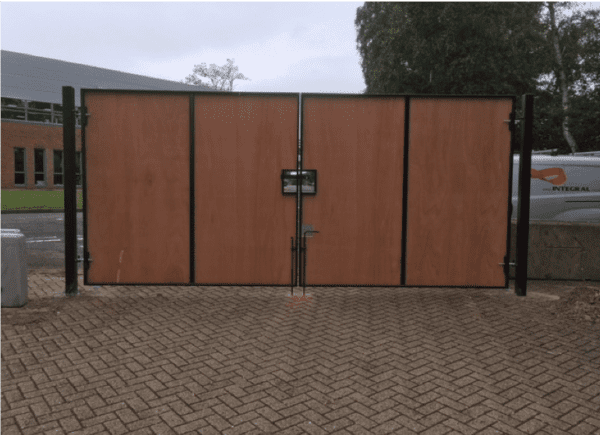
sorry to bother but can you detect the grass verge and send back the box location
[2,190,83,212]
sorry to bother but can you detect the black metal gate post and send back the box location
[291,237,297,295]
[63,86,78,295]
[515,94,534,297]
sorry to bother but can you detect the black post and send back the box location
[515,94,534,296]
[63,86,78,295]
[299,235,304,290]
[291,237,295,296]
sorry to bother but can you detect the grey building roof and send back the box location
[1,50,215,106]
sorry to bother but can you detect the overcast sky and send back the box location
[1,2,367,93]
[3,2,600,95]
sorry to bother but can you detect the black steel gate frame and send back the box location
[70,88,525,290]
[297,94,519,289]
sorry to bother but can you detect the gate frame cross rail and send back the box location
[65,88,533,292]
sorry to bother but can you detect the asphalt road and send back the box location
[1,212,84,269]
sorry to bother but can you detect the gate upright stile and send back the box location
[81,90,515,288]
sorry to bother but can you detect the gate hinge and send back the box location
[499,255,516,269]
[80,107,90,127]
[504,112,520,131]
[77,252,93,270]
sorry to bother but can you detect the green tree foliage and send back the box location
[183,58,250,91]
[355,3,549,95]
[355,2,600,152]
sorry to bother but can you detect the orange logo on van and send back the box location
[531,168,567,186]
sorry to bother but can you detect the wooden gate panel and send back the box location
[86,93,190,284]
[84,92,512,288]
[194,94,298,284]
[405,98,512,287]
[302,96,405,286]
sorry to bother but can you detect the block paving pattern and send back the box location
[2,271,600,435]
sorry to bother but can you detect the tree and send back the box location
[537,3,600,153]
[546,2,578,152]
[183,58,250,91]
[355,3,549,95]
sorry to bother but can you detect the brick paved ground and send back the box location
[2,270,600,435]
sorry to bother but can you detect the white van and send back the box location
[511,155,600,223]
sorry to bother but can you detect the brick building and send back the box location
[1,50,212,190]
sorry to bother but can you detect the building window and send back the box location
[14,148,26,185]
[2,98,26,121]
[1,97,78,125]
[52,103,63,124]
[53,151,82,186]
[28,101,52,123]
[54,150,64,185]
[34,148,46,187]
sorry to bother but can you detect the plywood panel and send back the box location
[85,93,190,284]
[302,97,405,285]
[405,98,512,287]
[194,95,297,284]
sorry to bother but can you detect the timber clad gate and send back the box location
[82,90,515,288]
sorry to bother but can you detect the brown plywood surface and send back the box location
[194,95,297,284]
[85,93,190,283]
[406,98,512,287]
[302,97,405,285]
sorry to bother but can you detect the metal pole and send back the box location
[515,94,534,296]
[299,235,304,290]
[296,94,303,290]
[63,86,78,295]
[291,237,295,296]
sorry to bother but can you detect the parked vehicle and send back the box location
[511,155,600,223]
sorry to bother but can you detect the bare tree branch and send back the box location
[183,58,250,92]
